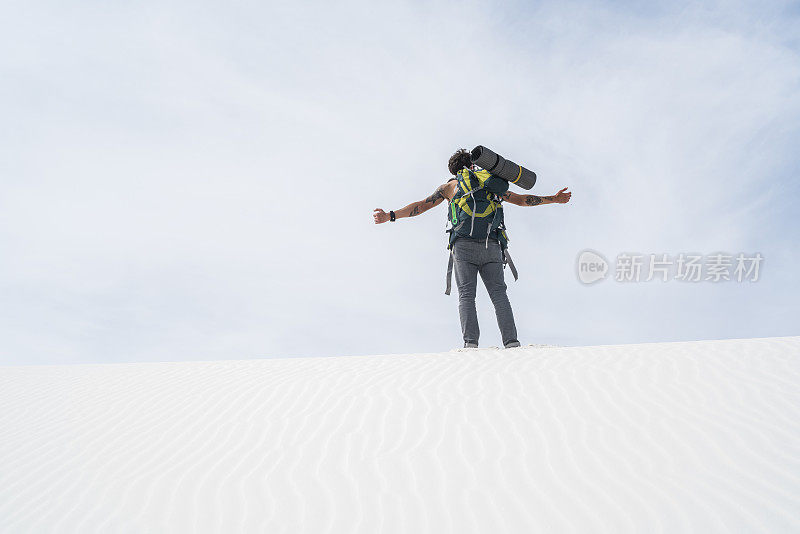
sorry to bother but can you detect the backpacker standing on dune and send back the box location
[373,147,572,349]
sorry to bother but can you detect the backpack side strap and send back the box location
[445,249,455,295]
[503,248,519,281]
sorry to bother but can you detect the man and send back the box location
[373,148,571,348]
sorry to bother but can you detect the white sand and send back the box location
[1,337,799,533]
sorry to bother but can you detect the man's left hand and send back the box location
[373,208,390,224]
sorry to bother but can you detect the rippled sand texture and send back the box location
[2,337,799,533]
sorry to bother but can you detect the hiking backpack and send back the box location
[444,168,519,295]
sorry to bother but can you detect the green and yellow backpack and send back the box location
[446,168,510,249]
[444,167,518,295]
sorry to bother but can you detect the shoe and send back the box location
[464,342,478,348]
[504,341,521,348]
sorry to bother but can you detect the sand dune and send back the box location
[1,337,799,533]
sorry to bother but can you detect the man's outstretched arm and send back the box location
[502,187,572,206]
[373,182,452,224]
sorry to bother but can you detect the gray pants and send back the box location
[453,238,519,347]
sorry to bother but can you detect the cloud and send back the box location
[0,0,798,363]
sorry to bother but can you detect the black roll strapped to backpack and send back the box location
[470,146,537,190]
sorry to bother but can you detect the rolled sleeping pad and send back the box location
[470,145,537,190]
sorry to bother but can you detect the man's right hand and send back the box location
[373,208,390,224]
[552,187,572,203]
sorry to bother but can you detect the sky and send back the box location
[1,0,799,365]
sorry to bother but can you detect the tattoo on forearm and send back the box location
[501,191,512,200]
[410,205,420,216]
[524,195,543,206]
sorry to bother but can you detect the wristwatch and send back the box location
[389,210,396,222]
